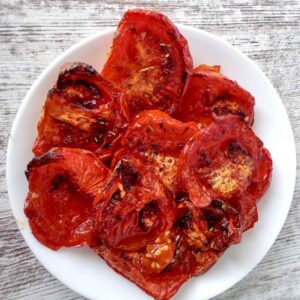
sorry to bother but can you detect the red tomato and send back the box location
[178,116,272,208]
[101,9,193,116]
[33,63,129,161]
[24,148,111,250]
[92,241,190,300]
[94,155,176,251]
[173,68,255,126]
[118,110,199,192]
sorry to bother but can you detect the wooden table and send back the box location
[1,1,299,299]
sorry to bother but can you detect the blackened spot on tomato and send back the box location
[212,199,224,208]
[115,160,139,190]
[115,214,122,222]
[197,150,210,168]
[80,99,98,109]
[236,110,246,119]
[227,141,246,158]
[47,88,56,97]
[203,207,223,228]
[138,201,158,231]
[175,191,189,203]
[162,263,174,273]
[164,57,176,70]
[175,211,193,230]
[167,29,175,38]
[103,143,111,149]
[152,144,159,155]
[212,106,230,116]
[86,64,98,76]
[109,190,122,205]
[26,151,64,177]
[182,71,188,84]
[221,219,229,229]
[159,122,164,129]
[130,26,137,34]
[49,175,66,192]
[91,118,108,133]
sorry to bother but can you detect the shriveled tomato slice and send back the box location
[178,116,272,208]
[94,155,176,251]
[24,148,111,250]
[173,67,255,126]
[92,240,190,300]
[173,191,256,275]
[33,63,129,161]
[118,110,199,192]
[101,9,193,116]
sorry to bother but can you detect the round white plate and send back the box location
[6,25,296,300]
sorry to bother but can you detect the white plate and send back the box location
[6,25,296,300]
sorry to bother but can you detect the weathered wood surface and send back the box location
[0,0,299,299]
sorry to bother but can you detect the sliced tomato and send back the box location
[33,63,129,161]
[101,9,193,116]
[24,148,111,250]
[92,240,190,300]
[178,116,272,208]
[173,68,255,126]
[117,110,199,192]
[94,155,176,251]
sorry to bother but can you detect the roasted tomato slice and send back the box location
[101,9,193,116]
[33,63,129,161]
[92,239,190,300]
[24,148,111,250]
[118,110,199,192]
[173,193,222,275]
[173,67,255,126]
[94,155,176,251]
[173,191,256,275]
[178,116,272,208]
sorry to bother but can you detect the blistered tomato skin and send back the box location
[101,10,193,116]
[121,110,199,156]
[93,241,190,300]
[118,110,199,192]
[25,148,111,250]
[178,116,272,208]
[94,155,176,252]
[174,67,255,126]
[33,63,129,161]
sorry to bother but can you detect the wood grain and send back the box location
[0,0,299,299]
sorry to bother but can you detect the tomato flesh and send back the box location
[178,117,272,208]
[118,110,199,192]
[33,63,129,161]
[102,9,193,116]
[94,155,176,252]
[25,148,111,250]
[174,68,255,126]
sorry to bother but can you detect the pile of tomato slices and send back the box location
[24,9,272,300]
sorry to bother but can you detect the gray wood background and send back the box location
[1,0,299,299]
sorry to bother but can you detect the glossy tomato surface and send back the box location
[102,9,193,116]
[118,110,199,192]
[25,148,111,250]
[33,63,129,161]
[174,67,255,126]
[178,116,272,209]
